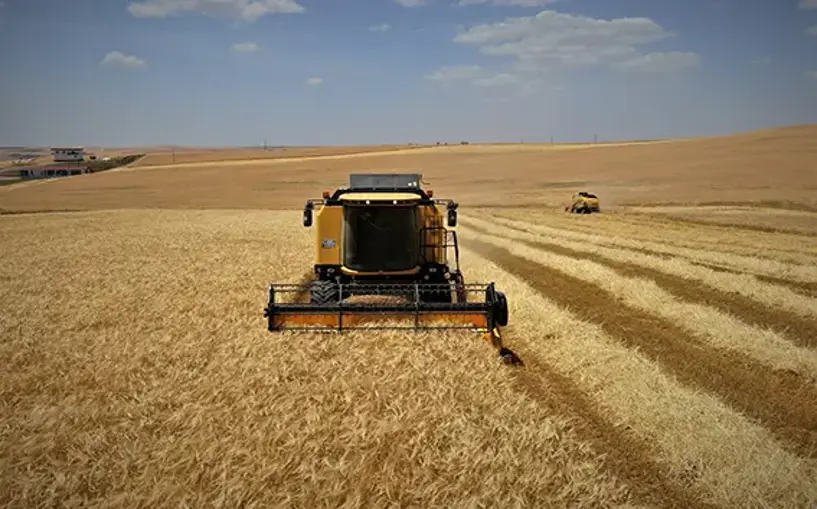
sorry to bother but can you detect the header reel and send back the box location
[263,281,521,365]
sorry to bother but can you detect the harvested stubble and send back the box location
[494,208,817,263]
[469,215,817,345]
[458,219,817,379]
[1,210,638,509]
[627,207,817,238]
[459,246,817,509]
[487,210,817,285]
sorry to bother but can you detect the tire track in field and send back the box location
[547,212,817,258]
[757,276,817,297]
[632,213,817,237]
[509,354,719,509]
[480,220,817,349]
[491,210,817,282]
[524,213,814,259]
[491,211,817,287]
[486,216,817,331]
[465,235,817,460]
[616,209,817,237]
[689,262,817,298]
[626,249,817,299]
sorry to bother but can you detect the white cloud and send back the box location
[751,56,771,65]
[473,72,521,87]
[452,10,697,74]
[798,0,817,9]
[424,65,486,82]
[612,51,700,73]
[306,77,323,86]
[806,24,817,36]
[425,65,542,100]
[369,23,391,32]
[395,0,426,7]
[807,70,817,80]
[231,42,260,52]
[426,10,697,98]
[127,0,304,22]
[100,51,147,68]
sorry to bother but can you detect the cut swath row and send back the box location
[459,224,817,456]
[469,214,817,321]
[463,216,817,349]
[487,210,817,283]
[457,220,817,377]
[511,208,817,261]
[461,246,817,509]
[489,209,817,283]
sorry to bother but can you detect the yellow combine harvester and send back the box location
[567,191,601,214]
[263,173,522,365]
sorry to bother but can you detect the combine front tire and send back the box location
[494,291,509,326]
[309,280,340,305]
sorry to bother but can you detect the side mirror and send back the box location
[303,203,314,227]
[447,205,457,227]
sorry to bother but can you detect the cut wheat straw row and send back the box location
[476,214,817,320]
[463,248,817,509]
[487,210,817,284]
[499,209,817,263]
[459,222,817,379]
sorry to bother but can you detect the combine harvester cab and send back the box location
[263,173,521,365]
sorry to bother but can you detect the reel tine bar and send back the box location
[263,282,503,332]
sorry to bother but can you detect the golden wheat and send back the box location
[461,247,817,509]
[1,210,640,509]
[458,221,817,379]
[477,214,817,318]
[3,125,817,508]
[486,211,817,283]
[493,208,817,263]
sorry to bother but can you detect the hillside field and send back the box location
[1,126,817,508]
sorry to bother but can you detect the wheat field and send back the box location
[2,126,817,508]
[2,206,816,509]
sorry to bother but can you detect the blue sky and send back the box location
[1,0,816,146]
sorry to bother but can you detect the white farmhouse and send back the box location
[51,147,85,162]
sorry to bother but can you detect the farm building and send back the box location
[51,147,85,162]
[19,164,92,180]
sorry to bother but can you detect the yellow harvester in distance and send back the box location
[567,191,601,214]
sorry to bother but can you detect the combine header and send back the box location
[263,173,521,365]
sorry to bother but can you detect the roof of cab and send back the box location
[338,192,422,202]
